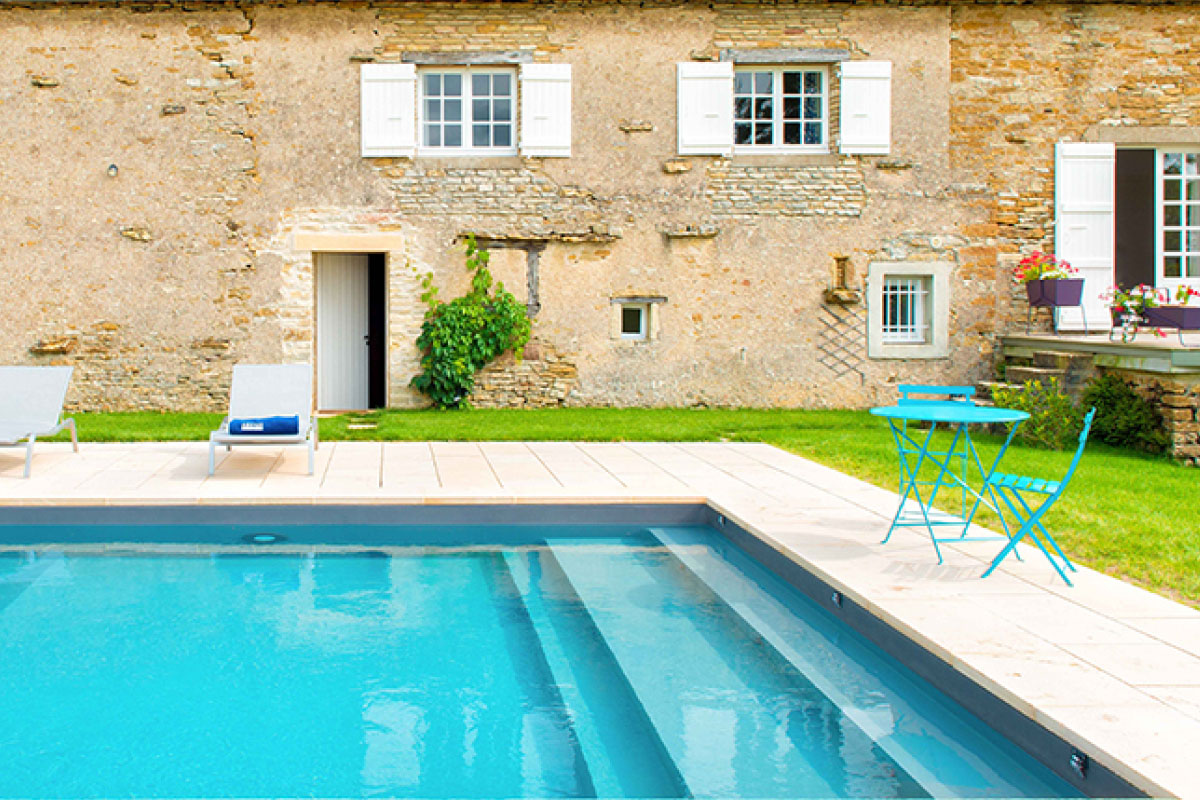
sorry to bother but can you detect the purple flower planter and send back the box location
[1144,305,1200,330]
[1026,278,1084,307]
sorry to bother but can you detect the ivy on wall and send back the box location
[411,234,532,409]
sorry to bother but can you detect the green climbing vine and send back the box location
[410,234,531,408]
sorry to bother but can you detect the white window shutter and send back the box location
[839,61,891,155]
[1055,141,1116,331]
[677,61,733,156]
[360,63,417,158]
[520,63,572,157]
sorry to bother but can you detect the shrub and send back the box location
[1080,373,1169,454]
[410,235,532,408]
[990,377,1082,449]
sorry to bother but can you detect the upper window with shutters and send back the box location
[733,67,827,154]
[361,62,572,159]
[677,60,891,158]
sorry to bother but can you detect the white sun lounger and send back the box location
[0,366,79,478]
[209,364,317,476]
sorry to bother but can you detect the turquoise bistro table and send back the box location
[870,404,1029,563]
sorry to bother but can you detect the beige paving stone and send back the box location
[1127,617,1200,657]
[1059,642,1200,688]
[1141,686,1200,723]
[966,593,1160,647]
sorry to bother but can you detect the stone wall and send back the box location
[1114,372,1200,465]
[3,1,1198,411]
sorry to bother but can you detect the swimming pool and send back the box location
[0,512,1088,798]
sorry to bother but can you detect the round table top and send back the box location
[870,403,1030,424]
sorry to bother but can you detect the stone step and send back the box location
[1031,350,1095,370]
[976,380,1023,402]
[1004,365,1067,387]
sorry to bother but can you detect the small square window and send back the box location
[881,276,931,344]
[621,304,648,339]
[867,262,951,360]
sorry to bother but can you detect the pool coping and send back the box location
[0,440,1195,799]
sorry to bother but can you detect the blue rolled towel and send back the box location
[229,415,300,436]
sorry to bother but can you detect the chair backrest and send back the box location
[228,364,312,425]
[0,366,73,428]
[1055,407,1098,496]
[897,384,976,406]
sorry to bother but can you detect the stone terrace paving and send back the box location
[1,440,1198,799]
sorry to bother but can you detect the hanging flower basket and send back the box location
[1025,278,1084,308]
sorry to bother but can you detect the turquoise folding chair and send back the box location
[981,408,1096,586]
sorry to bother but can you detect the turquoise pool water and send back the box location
[0,524,1081,798]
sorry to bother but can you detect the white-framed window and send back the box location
[880,276,930,344]
[620,304,649,340]
[1158,150,1200,285]
[420,69,516,155]
[676,60,890,157]
[733,67,827,152]
[867,262,950,359]
[360,62,571,159]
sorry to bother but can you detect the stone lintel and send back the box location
[401,50,533,66]
[610,295,667,305]
[292,232,405,252]
[720,48,851,64]
[1084,125,1200,146]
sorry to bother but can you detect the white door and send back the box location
[316,253,370,410]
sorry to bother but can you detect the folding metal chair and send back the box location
[981,408,1096,586]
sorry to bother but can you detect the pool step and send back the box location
[503,548,687,799]
[547,538,924,798]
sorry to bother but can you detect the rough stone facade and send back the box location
[2,0,1198,411]
[1113,372,1200,465]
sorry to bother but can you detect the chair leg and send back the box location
[1012,490,1075,572]
[983,492,1073,586]
[66,418,79,453]
[24,436,36,478]
[208,440,216,476]
[307,438,315,476]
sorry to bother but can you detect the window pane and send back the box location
[783,97,800,120]
[1165,205,1182,226]
[734,73,752,94]
[755,123,773,145]
[1165,231,1182,252]
[1165,256,1182,277]
[425,125,441,147]
[444,100,461,122]
[1189,181,1200,201]
[804,71,822,93]
[1188,153,1200,176]
[1164,179,1181,201]
[425,74,442,95]
[472,73,490,96]
[444,125,461,147]
[494,124,512,147]
[754,98,772,120]
[444,73,462,95]
[473,124,489,148]
[473,98,491,122]
[1189,255,1200,277]
[1164,152,1183,175]
[803,97,821,119]
[425,99,441,122]
[734,97,752,120]
[754,71,772,93]
[1189,205,1200,227]
[494,98,511,122]
[783,122,801,144]
[783,72,802,94]
[495,74,511,95]
[735,122,752,145]
[621,306,644,336]
[1189,231,1200,252]
[804,122,821,145]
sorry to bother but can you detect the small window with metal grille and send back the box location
[880,276,931,344]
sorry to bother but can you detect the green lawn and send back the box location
[51,407,1199,606]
